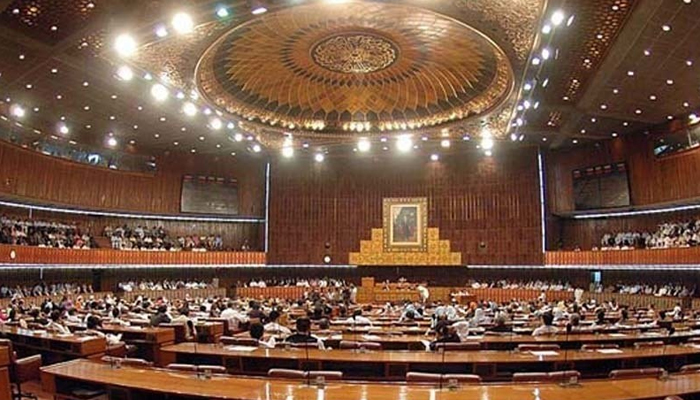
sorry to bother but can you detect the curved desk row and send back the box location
[160,342,700,381]
[41,358,700,400]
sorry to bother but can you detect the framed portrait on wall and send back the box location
[382,197,428,252]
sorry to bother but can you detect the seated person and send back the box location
[429,321,460,350]
[250,322,276,348]
[264,310,291,335]
[284,317,325,349]
[486,314,512,334]
[149,305,171,327]
[532,312,558,336]
[345,309,373,326]
[45,310,71,335]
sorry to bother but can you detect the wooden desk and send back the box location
[0,346,10,400]
[0,325,105,363]
[100,324,174,364]
[159,342,700,381]
[40,358,700,400]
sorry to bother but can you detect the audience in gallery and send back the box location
[466,279,574,291]
[242,278,349,288]
[598,219,700,250]
[0,282,94,299]
[117,279,216,292]
[593,282,694,298]
[0,215,93,249]
[103,224,224,252]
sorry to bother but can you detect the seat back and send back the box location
[339,341,382,350]
[167,363,197,372]
[609,368,665,379]
[517,344,560,352]
[434,342,481,351]
[308,370,343,381]
[512,372,549,382]
[407,372,480,384]
[548,370,581,382]
[581,343,619,351]
[0,339,15,361]
[219,336,258,346]
[634,341,664,348]
[268,368,307,379]
[101,356,152,367]
[680,364,700,373]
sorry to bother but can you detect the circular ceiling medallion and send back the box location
[311,33,398,74]
[196,1,514,133]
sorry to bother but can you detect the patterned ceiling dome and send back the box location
[195,1,514,134]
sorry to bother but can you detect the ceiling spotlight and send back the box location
[662,24,671,32]
[155,25,168,38]
[209,117,222,130]
[172,12,194,34]
[107,137,118,147]
[524,82,533,91]
[150,83,169,101]
[396,135,413,152]
[114,33,137,57]
[531,57,541,66]
[10,104,25,118]
[314,153,325,162]
[481,137,494,150]
[541,48,551,60]
[216,6,229,18]
[430,154,439,161]
[635,109,642,114]
[627,70,635,76]
[182,102,197,116]
[440,139,450,148]
[58,124,69,135]
[282,146,294,158]
[666,79,674,85]
[484,150,493,157]
[611,132,618,137]
[357,137,371,152]
[252,144,262,153]
[116,65,133,81]
[233,133,243,142]
[566,15,575,26]
[251,3,268,15]
[550,10,565,26]
[541,24,552,34]
[643,49,651,56]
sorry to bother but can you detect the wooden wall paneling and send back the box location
[0,141,266,216]
[267,148,543,265]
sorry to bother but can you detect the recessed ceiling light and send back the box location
[440,139,450,148]
[109,116,116,120]
[32,107,39,112]
[56,94,62,100]
[82,81,89,87]
[541,24,552,34]
[116,65,133,81]
[155,25,169,38]
[396,135,413,152]
[209,117,222,130]
[591,117,597,123]
[643,49,651,56]
[252,144,262,153]
[666,79,674,85]
[430,154,439,161]
[683,102,690,107]
[216,6,229,17]
[531,57,541,66]
[85,125,91,129]
[182,102,197,116]
[251,5,267,15]
[10,104,25,118]
[612,88,619,94]
[151,83,169,101]
[662,24,671,32]
[649,95,657,101]
[281,146,294,158]
[83,106,90,111]
[572,139,578,144]
[154,133,160,138]
[216,144,222,148]
[600,104,608,110]
[550,10,565,26]
[18,54,25,60]
[199,136,205,141]
[50,68,58,74]
[357,138,371,152]
[190,149,196,153]
[623,122,629,126]
[173,141,179,146]
[133,125,138,130]
[580,129,586,134]
[627,71,634,76]
[314,153,324,162]
[172,12,194,34]
[635,109,642,114]
[667,115,674,120]
[686,60,694,66]
[542,137,547,142]
[107,137,118,147]
[25,84,32,89]
[611,132,618,137]
[159,116,166,122]
[114,33,137,57]
[111,94,117,99]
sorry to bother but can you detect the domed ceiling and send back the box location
[195,2,513,134]
[131,0,545,148]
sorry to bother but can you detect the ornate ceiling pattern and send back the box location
[195,2,514,135]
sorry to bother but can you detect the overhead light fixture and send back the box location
[114,33,137,57]
[440,139,450,148]
[58,124,69,135]
[481,137,494,150]
[216,6,230,18]
[233,133,243,142]
[209,117,222,130]
[116,65,133,81]
[396,135,413,152]
[357,137,371,152]
[251,4,267,15]
[430,154,439,161]
[107,137,118,147]
[155,25,168,38]
[182,102,197,116]
[252,143,262,153]
[662,24,671,32]
[314,153,325,162]
[172,12,194,34]
[541,24,552,34]
[10,104,25,118]
[531,57,541,66]
[282,146,294,158]
[550,10,565,26]
[484,150,492,157]
[541,48,551,60]
[150,83,169,101]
